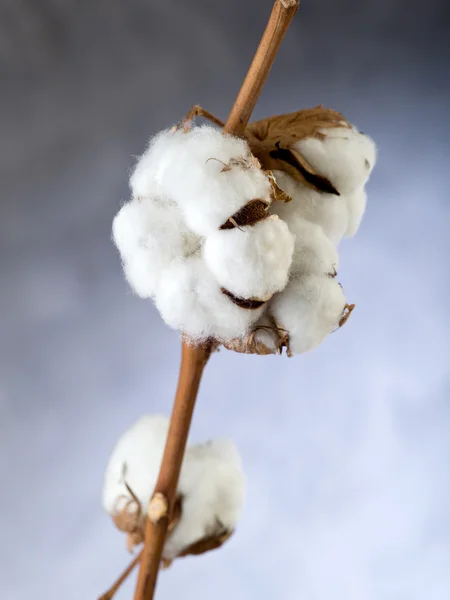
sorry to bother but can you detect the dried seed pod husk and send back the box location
[221,288,269,310]
[219,198,270,230]
[245,106,351,194]
[177,527,233,558]
[265,170,292,203]
[223,315,289,356]
[339,303,355,327]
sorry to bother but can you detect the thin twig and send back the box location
[99,551,143,600]
[133,2,300,599]
[224,0,300,136]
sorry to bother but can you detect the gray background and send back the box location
[2,0,450,598]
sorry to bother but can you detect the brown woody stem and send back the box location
[133,2,300,599]
[223,0,300,136]
[133,342,214,600]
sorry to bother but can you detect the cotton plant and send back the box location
[101,2,377,599]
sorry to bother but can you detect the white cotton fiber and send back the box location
[271,170,349,245]
[102,415,171,516]
[286,218,339,277]
[345,186,367,237]
[271,274,346,355]
[203,216,294,300]
[163,439,246,561]
[159,126,273,236]
[154,255,264,342]
[293,127,377,195]
[129,128,185,202]
[112,198,201,298]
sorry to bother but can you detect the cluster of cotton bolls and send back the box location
[102,415,245,563]
[113,113,376,355]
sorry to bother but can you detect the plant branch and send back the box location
[223,0,300,136]
[100,551,143,600]
[133,2,300,599]
[133,341,214,600]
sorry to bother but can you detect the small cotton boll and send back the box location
[129,128,185,202]
[345,186,367,237]
[160,126,272,235]
[203,216,294,300]
[271,274,346,355]
[293,127,377,195]
[154,255,263,342]
[112,198,201,298]
[163,439,246,561]
[271,170,348,245]
[102,415,171,516]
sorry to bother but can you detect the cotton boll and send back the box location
[163,439,246,561]
[129,128,185,202]
[112,198,201,298]
[154,255,264,342]
[203,216,294,300]
[271,274,346,355]
[160,126,272,235]
[293,127,377,195]
[102,415,171,516]
[345,186,367,237]
[271,170,348,245]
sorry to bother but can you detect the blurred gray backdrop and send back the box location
[1,0,450,598]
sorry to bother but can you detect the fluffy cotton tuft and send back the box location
[270,274,347,355]
[112,198,200,298]
[102,415,170,515]
[102,415,246,560]
[270,170,349,245]
[293,127,377,195]
[345,186,368,237]
[203,216,294,300]
[155,255,264,342]
[163,439,246,560]
[129,128,185,202]
[159,126,272,236]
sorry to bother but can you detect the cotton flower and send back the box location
[203,215,294,300]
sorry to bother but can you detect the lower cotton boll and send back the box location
[102,415,171,516]
[154,255,264,342]
[202,216,295,300]
[163,439,246,561]
[270,274,347,355]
